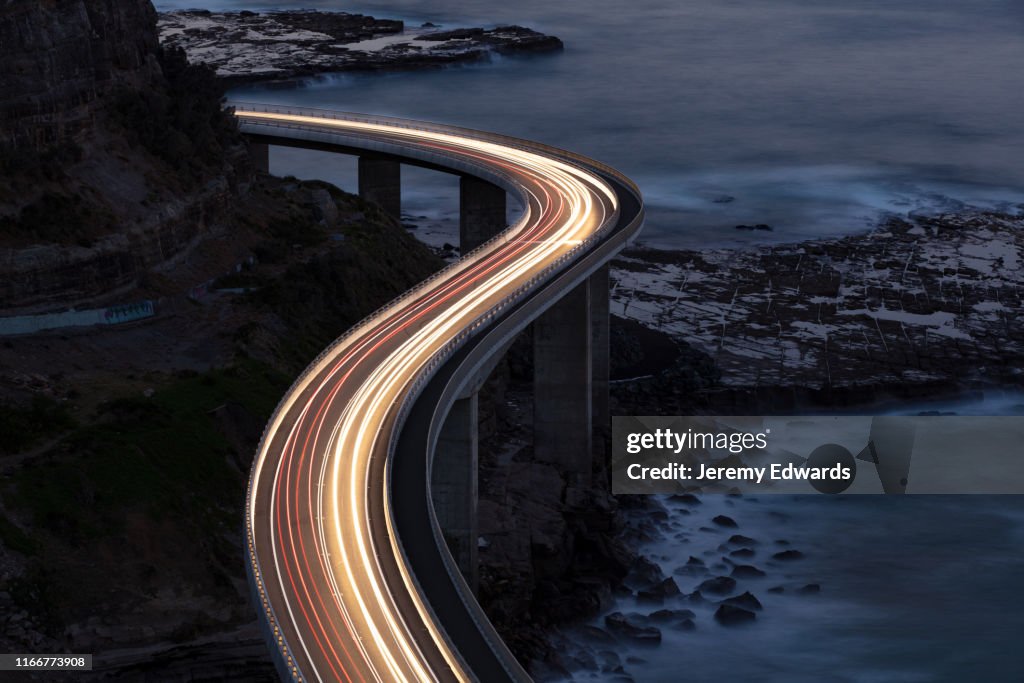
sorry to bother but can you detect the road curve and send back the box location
[236,104,644,683]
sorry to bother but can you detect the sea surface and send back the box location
[572,393,1024,682]
[157,0,1024,248]
[592,488,1024,683]
[155,1,1024,680]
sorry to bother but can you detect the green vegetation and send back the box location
[0,175,446,635]
[7,566,60,631]
[0,511,36,556]
[0,140,81,190]
[0,396,75,456]
[110,46,239,187]
[0,140,100,244]
[0,360,289,628]
[249,193,443,366]
[0,191,114,246]
[8,361,285,542]
[1,46,238,246]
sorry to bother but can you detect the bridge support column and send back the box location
[534,280,592,487]
[460,176,506,252]
[358,157,401,219]
[432,394,479,592]
[250,142,270,174]
[590,265,611,452]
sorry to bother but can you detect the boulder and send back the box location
[730,564,766,579]
[772,549,804,561]
[647,608,695,623]
[604,612,662,643]
[626,556,665,587]
[697,576,736,596]
[669,493,702,506]
[712,514,738,528]
[727,534,757,547]
[720,591,763,611]
[714,604,757,625]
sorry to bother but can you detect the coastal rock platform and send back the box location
[158,10,563,84]
[612,212,1024,404]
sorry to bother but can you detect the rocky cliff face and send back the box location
[0,0,246,311]
[0,0,161,148]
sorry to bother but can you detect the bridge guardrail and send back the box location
[230,102,642,201]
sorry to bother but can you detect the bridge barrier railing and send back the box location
[229,102,642,200]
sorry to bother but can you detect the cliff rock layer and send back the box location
[0,0,245,311]
[0,0,161,148]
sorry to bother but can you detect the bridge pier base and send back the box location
[460,176,506,252]
[358,157,401,219]
[534,280,593,488]
[432,394,479,593]
[590,265,611,456]
[250,142,270,174]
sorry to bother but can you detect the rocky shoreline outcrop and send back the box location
[611,211,1024,412]
[158,10,564,85]
[540,493,827,681]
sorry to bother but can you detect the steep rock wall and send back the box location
[0,0,161,148]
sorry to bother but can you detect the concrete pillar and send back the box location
[431,394,479,592]
[534,281,592,486]
[358,157,401,219]
[250,142,270,174]
[459,176,506,252]
[590,265,611,449]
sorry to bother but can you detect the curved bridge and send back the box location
[236,104,644,682]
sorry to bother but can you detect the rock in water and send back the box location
[720,591,763,611]
[712,514,738,528]
[698,576,737,596]
[730,564,766,578]
[647,608,695,623]
[638,577,680,603]
[669,493,702,506]
[772,549,804,561]
[714,604,757,625]
[728,534,758,547]
[627,556,666,587]
[604,612,663,643]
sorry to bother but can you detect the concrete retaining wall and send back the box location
[0,299,155,335]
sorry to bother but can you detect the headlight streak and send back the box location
[241,108,624,683]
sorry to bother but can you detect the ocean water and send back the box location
[584,490,1024,682]
[567,396,1024,682]
[156,0,1024,248]
[153,2,1024,680]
